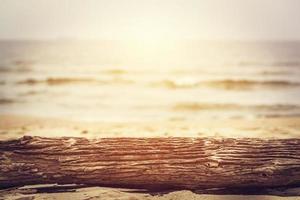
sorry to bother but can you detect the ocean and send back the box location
[0,40,300,122]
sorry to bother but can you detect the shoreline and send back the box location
[1,114,300,140]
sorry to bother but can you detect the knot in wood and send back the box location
[205,161,220,168]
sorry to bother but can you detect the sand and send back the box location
[2,185,300,200]
[1,114,300,200]
[1,114,300,140]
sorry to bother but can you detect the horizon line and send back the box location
[0,38,300,43]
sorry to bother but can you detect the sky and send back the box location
[0,0,300,40]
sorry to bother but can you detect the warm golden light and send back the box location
[1,1,300,199]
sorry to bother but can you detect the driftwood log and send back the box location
[1,136,300,190]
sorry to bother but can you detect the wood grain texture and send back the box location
[1,136,300,190]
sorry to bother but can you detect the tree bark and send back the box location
[1,136,300,190]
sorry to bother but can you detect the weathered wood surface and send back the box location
[1,136,300,190]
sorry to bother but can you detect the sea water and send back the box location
[0,40,300,122]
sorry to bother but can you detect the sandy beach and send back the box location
[2,185,300,200]
[1,115,300,200]
[1,114,300,140]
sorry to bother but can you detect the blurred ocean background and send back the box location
[0,40,300,122]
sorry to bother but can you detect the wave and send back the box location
[103,69,128,75]
[0,66,32,73]
[152,79,300,90]
[17,77,134,86]
[170,68,296,76]
[18,90,46,96]
[0,67,10,73]
[172,102,300,112]
[17,78,96,85]
[258,70,291,75]
[238,61,300,67]
[204,79,300,90]
[271,61,300,67]
[0,98,16,104]
[257,113,300,118]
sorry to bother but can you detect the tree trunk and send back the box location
[1,136,300,190]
